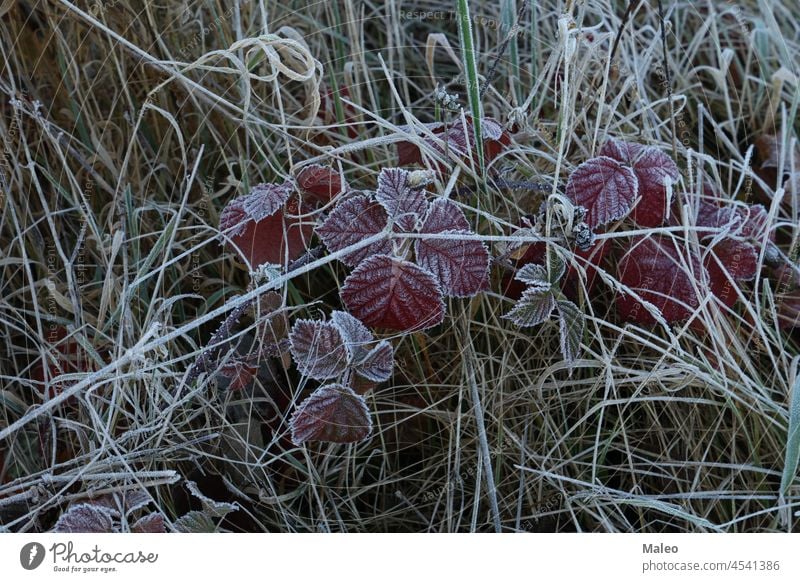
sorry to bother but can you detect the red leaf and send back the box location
[600,139,679,227]
[54,503,116,533]
[565,156,639,229]
[341,255,445,331]
[330,310,373,359]
[616,235,705,324]
[295,164,346,204]
[704,239,758,307]
[376,168,429,231]
[131,512,166,533]
[290,384,372,445]
[289,320,348,380]
[415,230,490,297]
[217,359,259,391]
[221,183,311,267]
[420,198,471,233]
[316,194,393,267]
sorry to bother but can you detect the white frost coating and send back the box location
[316,194,393,266]
[503,287,556,328]
[565,156,639,229]
[414,228,490,297]
[556,300,584,364]
[290,383,372,445]
[130,512,166,533]
[288,319,348,380]
[185,479,239,518]
[375,168,429,231]
[54,503,116,533]
[514,263,550,288]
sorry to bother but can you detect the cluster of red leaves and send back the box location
[219,165,345,268]
[288,310,394,445]
[318,167,490,331]
[510,137,778,326]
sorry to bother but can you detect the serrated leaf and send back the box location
[317,194,393,267]
[565,156,639,229]
[341,255,446,331]
[289,319,348,380]
[353,340,394,382]
[376,168,429,231]
[704,239,758,306]
[414,229,490,297]
[130,512,166,533]
[290,383,372,445]
[174,511,217,533]
[556,300,584,364]
[420,198,471,233]
[616,235,705,324]
[219,182,292,235]
[546,248,567,283]
[295,164,346,204]
[504,287,556,327]
[54,503,116,533]
[185,480,239,519]
[599,137,646,164]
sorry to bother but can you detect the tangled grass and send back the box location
[1,0,799,532]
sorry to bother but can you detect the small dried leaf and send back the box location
[185,480,239,518]
[376,168,429,231]
[503,287,556,327]
[54,503,116,533]
[341,255,446,331]
[220,182,292,235]
[565,156,639,229]
[217,358,259,391]
[414,229,490,297]
[557,300,584,364]
[290,383,372,445]
[131,512,166,533]
[317,194,393,267]
[289,320,348,380]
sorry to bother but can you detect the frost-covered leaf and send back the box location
[556,300,584,364]
[223,197,311,267]
[341,255,446,331]
[174,511,217,533]
[54,503,116,533]
[565,156,639,229]
[616,235,705,324]
[503,287,556,327]
[353,340,394,383]
[515,263,549,288]
[376,168,429,231]
[131,512,166,533]
[185,480,239,518]
[317,194,393,267]
[755,133,800,173]
[414,229,490,297]
[420,198,471,233]
[546,248,567,283]
[289,320,348,380]
[330,310,373,361]
[290,383,372,445]
[220,183,292,235]
[600,140,679,228]
[295,164,346,204]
